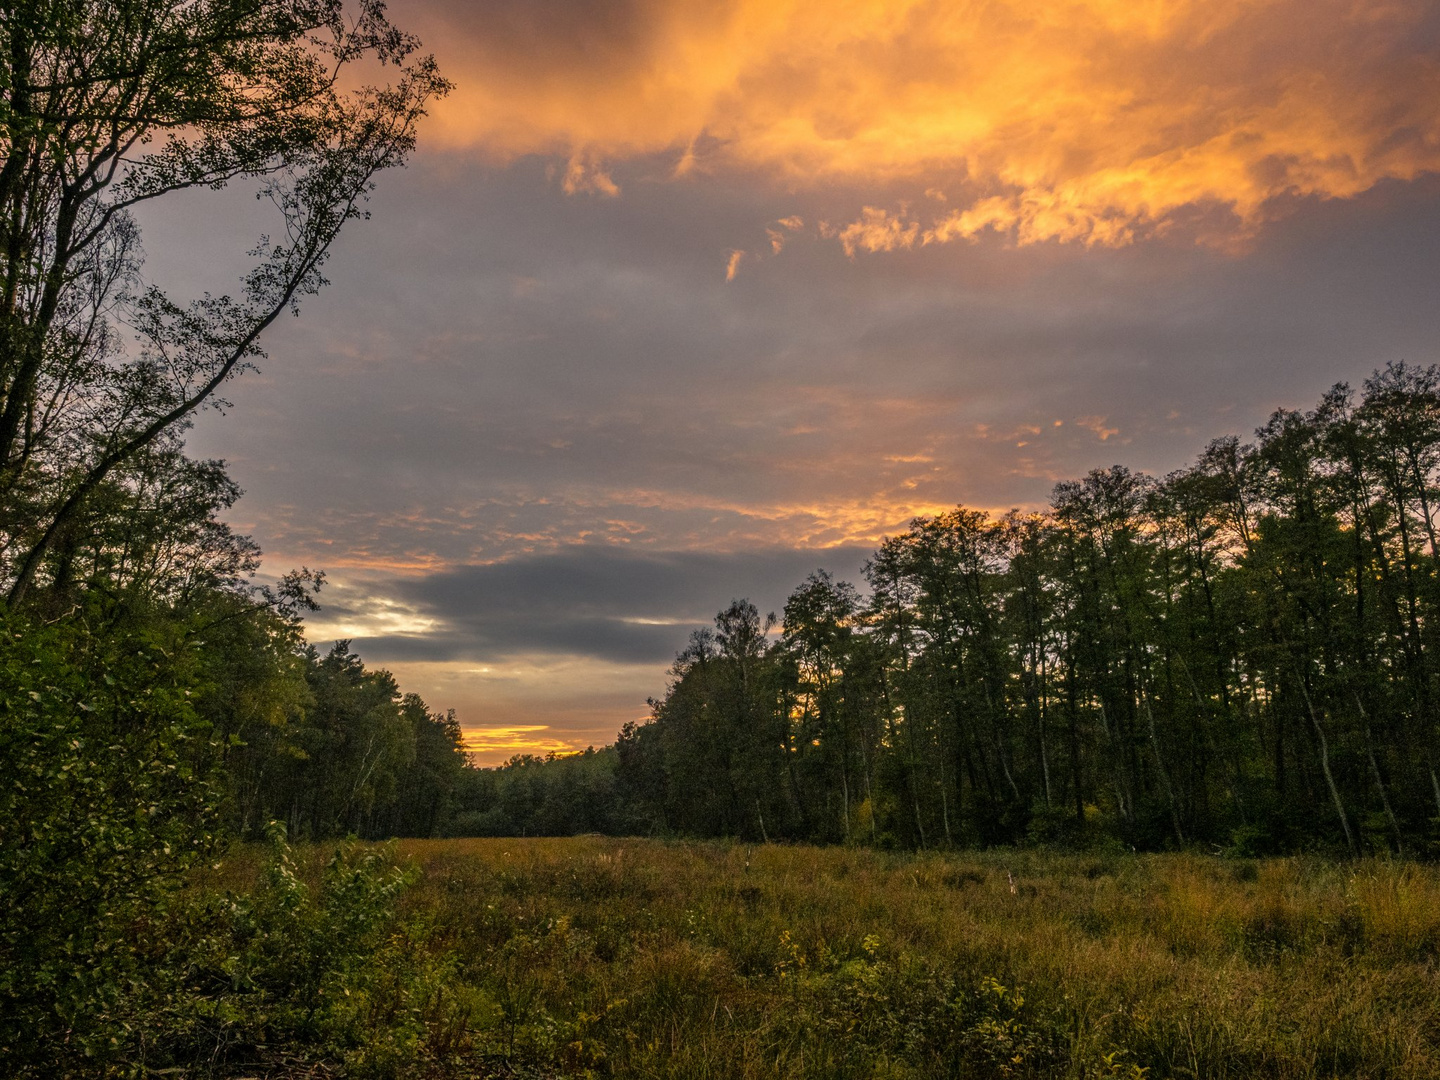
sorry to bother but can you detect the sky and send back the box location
[168,0,1440,763]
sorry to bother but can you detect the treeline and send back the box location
[490,365,1440,856]
[2,442,472,838]
[220,636,469,841]
[450,747,632,836]
[0,446,475,1069]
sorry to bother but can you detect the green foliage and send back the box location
[1,815,461,1077]
[767,937,1069,1078]
[198,825,416,1038]
[0,608,221,1074]
[150,827,457,1077]
[0,1,463,1071]
[219,640,470,842]
[0,599,470,1075]
[354,837,1440,1079]
[452,746,632,838]
[0,581,470,1073]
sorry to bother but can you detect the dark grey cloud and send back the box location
[188,159,1440,461]
[334,544,870,666]
[167,160,1440,598]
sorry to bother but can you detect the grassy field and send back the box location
[211,839,1440,1079]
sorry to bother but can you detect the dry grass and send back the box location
[215,840,1440,1078]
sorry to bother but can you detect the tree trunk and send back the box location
[1298,678,1358,857]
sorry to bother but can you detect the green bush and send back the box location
[1,608,475,1077]
[150,827,473,1077]
[0,612,221,1075]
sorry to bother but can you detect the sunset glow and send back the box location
[460,725,583,763]
[176,0,1440,761]
[417,0,1440,248]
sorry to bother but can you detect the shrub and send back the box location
[151,827,468,1077]
[0,612,221,1076]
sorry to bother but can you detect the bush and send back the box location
[150,827,472,1077]
[0,612,221,1075]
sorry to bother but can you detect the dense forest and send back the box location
[470,366,1440,857]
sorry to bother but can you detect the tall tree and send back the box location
[0,0,449,605]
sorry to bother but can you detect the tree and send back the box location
[0,0,449,605]
[782,570,864,840]
[0,8,452,1062]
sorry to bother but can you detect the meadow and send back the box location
[198,838,1440,1079]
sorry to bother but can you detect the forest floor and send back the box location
[213,838,1440,1079]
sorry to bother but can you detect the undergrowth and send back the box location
[66,839,1440,1078]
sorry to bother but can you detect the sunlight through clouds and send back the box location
[415,0,1440,247]
[303,594,441,641]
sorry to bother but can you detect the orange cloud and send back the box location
[558,151,620,196]
[823,206,920,256]
[1076,415,1122,442]
[417,0,1440,246]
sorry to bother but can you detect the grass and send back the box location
[206,839,1440,1078]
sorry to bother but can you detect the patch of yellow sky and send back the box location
[412,0,1440,261]
[461,725,578,761]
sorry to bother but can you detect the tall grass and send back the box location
[212,840,1440,1078]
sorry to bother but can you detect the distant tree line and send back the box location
[450,747,631,836]
[213,630,471,841]
[481,365,1440,856]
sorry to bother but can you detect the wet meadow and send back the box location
[192,838,1440,1079]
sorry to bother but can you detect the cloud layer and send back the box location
[162,3,1440,760]
[310,545,872,666]
[296,545,868,763]
[416,0,1440,245]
